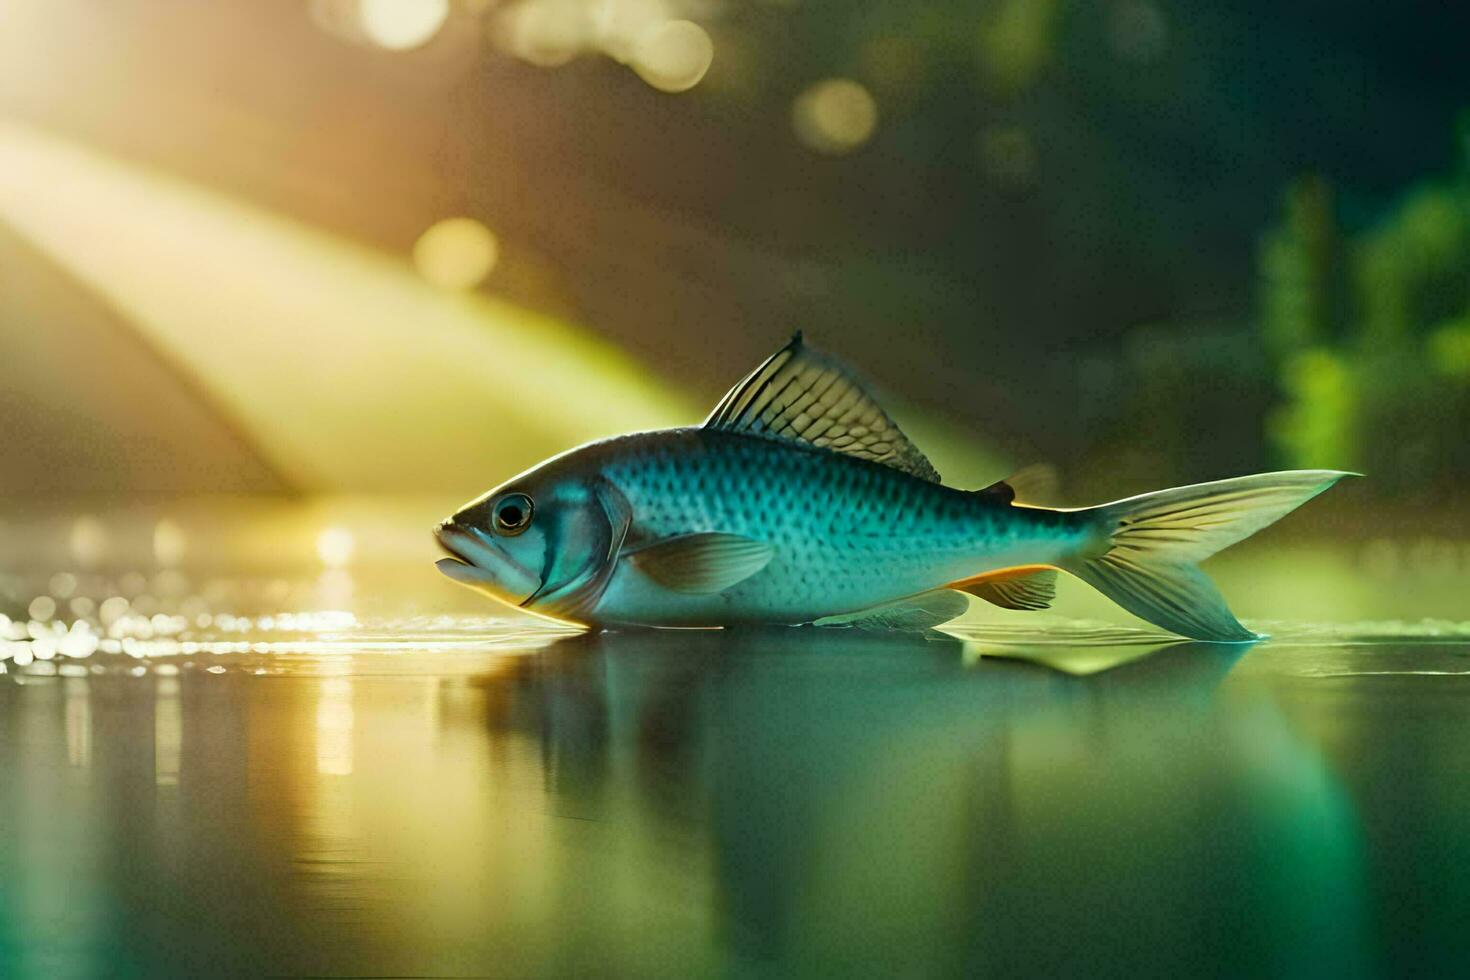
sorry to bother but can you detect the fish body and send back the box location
[436,335,1353,639]
[582,428,1088,626]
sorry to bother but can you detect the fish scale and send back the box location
[589,428,1081,624]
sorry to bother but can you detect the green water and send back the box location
[2,502,1469,977]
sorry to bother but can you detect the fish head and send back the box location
[434,461,631,624]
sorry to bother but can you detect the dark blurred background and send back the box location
[2,0,1467,506]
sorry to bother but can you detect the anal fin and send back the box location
[948,566,1058,611]
[814,590,970,631]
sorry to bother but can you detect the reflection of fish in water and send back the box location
[435,334,1353,640]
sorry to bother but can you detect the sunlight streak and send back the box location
[0,119,696,493]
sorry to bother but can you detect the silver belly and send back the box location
[586,540,1060,627]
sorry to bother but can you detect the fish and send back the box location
[434,334,1354,640]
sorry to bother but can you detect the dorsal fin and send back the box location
[703,333,941,483]
[974,480,1017,504]
[1004,463,1060,505]
[974,463,1060,507]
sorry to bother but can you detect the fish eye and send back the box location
[493,493,533,535]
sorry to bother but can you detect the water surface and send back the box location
[2,501,1468,977]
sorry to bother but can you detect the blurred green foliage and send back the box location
[1260,118,1470,495]
[1078,117,1470,499]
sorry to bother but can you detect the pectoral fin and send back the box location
[814,590,971,631]
[629,533,774,594]
[948,566,1058,611]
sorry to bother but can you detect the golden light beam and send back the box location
[0,119,696,493]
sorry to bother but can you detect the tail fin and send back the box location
[1059,470,1355,642]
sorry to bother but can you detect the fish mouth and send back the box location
[432,521,541,601]
[434,520,477,565]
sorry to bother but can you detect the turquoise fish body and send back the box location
[587,429,1089,626]
[435,334,1351,640]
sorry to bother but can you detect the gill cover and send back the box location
[522,478,633,623]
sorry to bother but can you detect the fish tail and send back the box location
[1058,470,1356,642]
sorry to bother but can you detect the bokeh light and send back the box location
[493,0,707,91]
[310,0,451,50]
[99,596,130,625]
[154,518,188,566]
[28,596,56,622]
[632,20,713,93]
[69,516,108,568]
[358,0,450,51]
[594,0,673,63]
[316,527,356,568]
[49,572,78,598]
[413,217,500,290]
[792,78,878,155]
[495,0,589,67]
